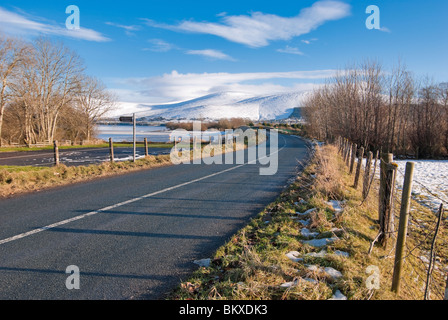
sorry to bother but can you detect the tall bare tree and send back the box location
[12,37,85,144]
[0,37,29,146]
[75,76,117,141]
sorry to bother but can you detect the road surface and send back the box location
[0,134,309,300]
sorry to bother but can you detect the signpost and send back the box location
[119,114,137,162]
[133,113,136,163]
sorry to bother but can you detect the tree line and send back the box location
[0,36,116,146]
[302,60,448,158]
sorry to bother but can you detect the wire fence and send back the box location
[337,137,447,300]
[0,139,172,168]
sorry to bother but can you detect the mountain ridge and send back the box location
[113,91,310,121]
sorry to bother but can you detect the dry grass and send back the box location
[0,155,173,199]
[168,142,447,300]
[312,145,345,200]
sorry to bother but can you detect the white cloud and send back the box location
[277,46,305,55]
[0,6,110,42]
[186,49,236,61]
[144,1,350,47]
[109,69,336,103]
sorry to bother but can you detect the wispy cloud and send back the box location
[143,38,177,52]
[277,46,305,55]
[0,6,110,42]
[105,22,141,36]
[109,69,337,103]
[144,1,350,47]
[301,38,318,44]
[185,49,236,61]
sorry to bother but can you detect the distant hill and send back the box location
[112,91,310,121]
[288,107,302,119]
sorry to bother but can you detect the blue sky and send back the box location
[0,0,447,104]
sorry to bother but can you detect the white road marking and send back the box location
[0,135,294,246]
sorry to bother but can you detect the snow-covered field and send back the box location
[361,158,448,214]
[394,160,448,213]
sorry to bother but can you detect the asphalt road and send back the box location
[0,146,171,167]
[0,134,309,300]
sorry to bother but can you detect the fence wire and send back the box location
[338,138,447,300]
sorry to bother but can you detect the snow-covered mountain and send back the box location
[112,91,310,121]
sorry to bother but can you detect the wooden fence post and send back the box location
[354,147,364,189]
[337,137,342,154]
[350,143,357,174]
[391,162,415,294]
[344,140,350,165]
[379,153,394,225]
[109,138,114,163]
[144,138,149,157]
[363,151,373,199]
[339,138,344,156]
[53,140,60,166]
[346,142,352,167]
[379,162,398,248]
[340,137,345,156]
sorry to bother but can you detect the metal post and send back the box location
[133,113,136,163]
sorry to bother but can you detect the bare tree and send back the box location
[0,37,29,146]
[438,82,448,152]
[9,37,86,144]
[302,59,447,158]
[75,76,117,141]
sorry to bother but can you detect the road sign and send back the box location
[119,116,134,123]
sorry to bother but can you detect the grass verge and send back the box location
[168,143,447,300]
[0,155,173,199]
